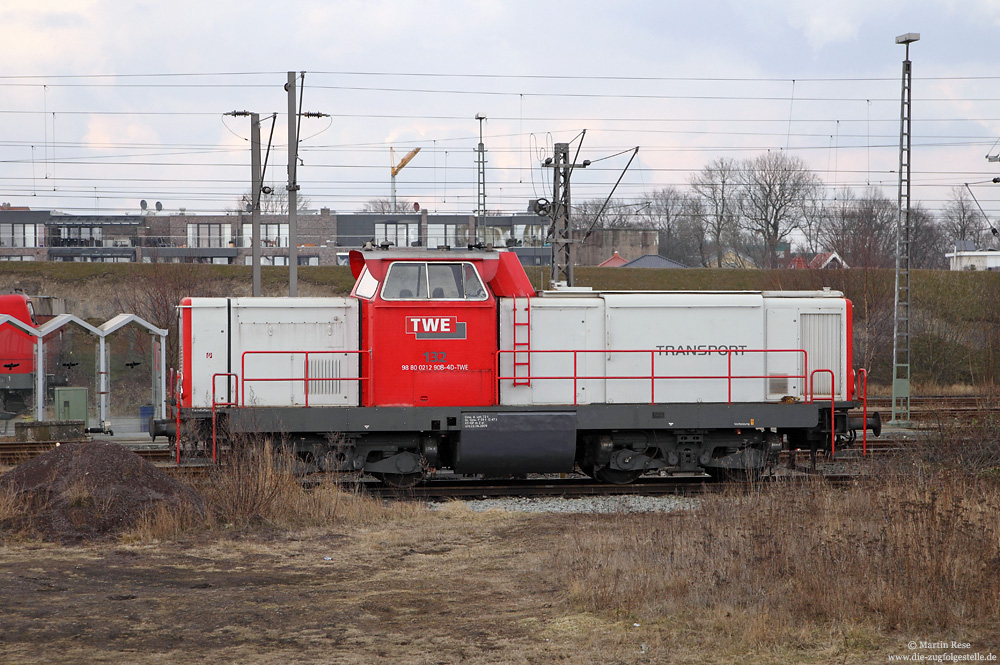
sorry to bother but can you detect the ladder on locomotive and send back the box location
[512,297,531,386]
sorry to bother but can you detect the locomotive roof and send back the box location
[353,248,501,261]
[537,288,845,298]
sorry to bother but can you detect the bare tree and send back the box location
[737,151,822,269]
[729,228,766,268]
[108,263,226,371]
[682,196,712,267]
[359,197,416,214]
[819,188,896,268]
[798,190,828,255]
[641,187,690,263]
[909,204,948,269]
[940,186,985,248]
[572,198,634,230]
[690,158,741,267]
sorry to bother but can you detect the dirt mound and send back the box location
[0,440,204,543]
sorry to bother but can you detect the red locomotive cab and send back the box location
[0,294,36,375]
[0,294,38,412]
[350,251,501,408]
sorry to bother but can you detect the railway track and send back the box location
[0,438,173,467]
[865,395,1000,421]
[350,471,864,500]
[0,403,949,500]
[0,437,880,502]
[0,430,917,470]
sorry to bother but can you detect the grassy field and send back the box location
[3,425,1000,663]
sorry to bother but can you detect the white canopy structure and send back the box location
[0,313,168,427]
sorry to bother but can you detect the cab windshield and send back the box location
[381,262,487,301]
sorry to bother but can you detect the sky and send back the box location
[2,0,1000,222]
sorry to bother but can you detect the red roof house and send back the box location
[598,251,628,267]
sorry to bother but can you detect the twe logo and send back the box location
[405,316,467,340]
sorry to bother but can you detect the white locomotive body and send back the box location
[159,249,878,484]
[498,289,850,406]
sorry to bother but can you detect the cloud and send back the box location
[0,3,103,72]
[736,0,904,50]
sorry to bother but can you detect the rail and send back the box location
[170,368,180,465]
[496,347,832,405]
[810,369,837,457]
[856,368,869,457]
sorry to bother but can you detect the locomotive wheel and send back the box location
[373,472,425,488]
[581,463,643,485]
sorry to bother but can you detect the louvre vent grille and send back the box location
[307,358,342,395]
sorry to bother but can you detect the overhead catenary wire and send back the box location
[582,147,641,242]
[964,182,1000,237]
[2,69,1000,217]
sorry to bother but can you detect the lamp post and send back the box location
[891,32,919,425]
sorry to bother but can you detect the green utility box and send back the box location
[54,387,88,427]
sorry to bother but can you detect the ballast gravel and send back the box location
[429,494,697,514]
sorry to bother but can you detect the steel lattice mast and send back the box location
[891,33,919,424]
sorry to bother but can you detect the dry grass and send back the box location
[200,437,298,530]
[122,501,205,543]
[59,477,95,508]
[916,386,1000,474]
[0,482,42,542]
[864,381,992,397]
[551,469,1000,648]
[7,430,1000,661]
[910,380,993,397]
[0,483,19,523]
[123,437,425,540]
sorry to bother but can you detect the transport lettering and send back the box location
[656,344,748,356]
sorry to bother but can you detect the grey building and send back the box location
[0,208,657,268]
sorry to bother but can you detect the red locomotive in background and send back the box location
[0,293,38,414]
[154,248,880,484]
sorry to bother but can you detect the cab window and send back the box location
[353,267,379,299]
[463,264,486,299]
[381,262,488,301]
[382,263,427,299]
[428,264,463,299]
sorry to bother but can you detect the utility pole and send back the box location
[284,71,328,294]
[547,143,574,286]
[224,110,265,297]
[891,32,919,425]
[250,112,262,297]
[286,71,300,297]
[475,114,487,242]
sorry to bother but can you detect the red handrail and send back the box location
[857,368,869,456]
[175,371,183,465]
[496,347,810,405]
[210,373,239,463]
[240,349,369,407]
[810,369,837,458]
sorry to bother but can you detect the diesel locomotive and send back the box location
[153,248,880,484]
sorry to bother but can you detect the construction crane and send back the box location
[391,147,421,212]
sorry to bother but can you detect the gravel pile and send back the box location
[430,494,697,514]
[0,440,204,543]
